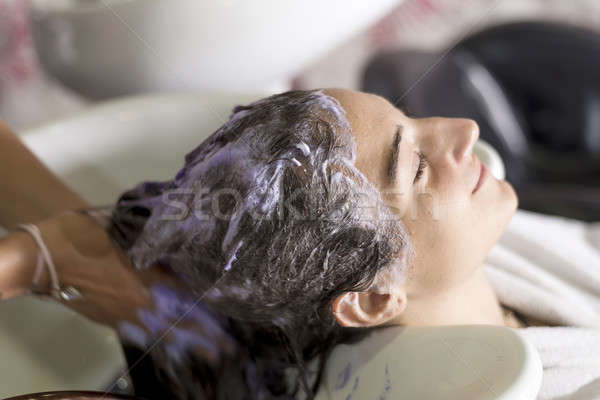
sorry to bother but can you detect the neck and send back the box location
[390,267,506,327]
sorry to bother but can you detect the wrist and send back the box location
[0,231,43,299]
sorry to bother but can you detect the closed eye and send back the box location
[413,151,427,184]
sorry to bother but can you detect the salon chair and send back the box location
[4,93,541,399]
[363,21,600,222]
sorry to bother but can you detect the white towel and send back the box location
[484,209,600,399]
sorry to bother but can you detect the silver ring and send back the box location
[58,285,84,302]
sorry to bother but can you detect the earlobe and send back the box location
[331,289,406,328]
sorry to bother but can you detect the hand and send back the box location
[1,211,235,362]
[2,211,180,331]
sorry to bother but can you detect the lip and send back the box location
[472,158,488,194]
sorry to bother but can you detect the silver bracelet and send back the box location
[16,223,83,302]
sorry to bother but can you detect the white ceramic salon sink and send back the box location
[314,325,541,400]
[0,297,125,398]
[30,0,402,99]
[20,92,263,205]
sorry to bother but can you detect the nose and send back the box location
[416,117,480,166]
[449,118,479,163]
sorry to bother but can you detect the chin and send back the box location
[501,179,519,214]
[484,179,518,245]
[491,181,517,240]
[486,177,518,212]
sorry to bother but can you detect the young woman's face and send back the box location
[323,88,518,299]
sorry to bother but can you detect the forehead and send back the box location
[322,88,397,129]
[322,88,404,190]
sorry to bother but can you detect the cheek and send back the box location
[401,223,470,294]
[400,199,491,292]
[410,182,466,223]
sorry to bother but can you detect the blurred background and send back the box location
[3,0,599,127]
[1,0,600,398]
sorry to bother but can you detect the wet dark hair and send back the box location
[106,89,410,399]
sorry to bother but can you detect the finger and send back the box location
[51,288,145,331]
[0,231,39,300]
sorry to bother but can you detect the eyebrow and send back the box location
[388,124,403,181]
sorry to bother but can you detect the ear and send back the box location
[331,288,407,328]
